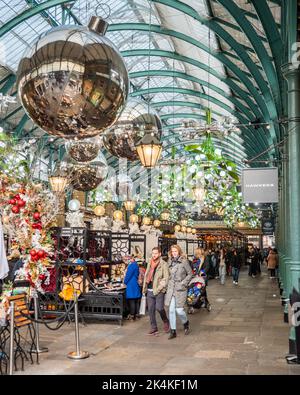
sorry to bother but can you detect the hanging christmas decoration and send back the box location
[65,136,103,163]
[103,98,162,161]
[17,16,129,139]
[94,205,106,216]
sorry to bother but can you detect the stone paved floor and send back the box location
[17,266,300,375]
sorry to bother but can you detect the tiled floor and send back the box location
[17,266,300,375]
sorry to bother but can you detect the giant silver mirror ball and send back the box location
[17,18,129,139]
[103,98,162,161]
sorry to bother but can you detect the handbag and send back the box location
[139,294,146,315]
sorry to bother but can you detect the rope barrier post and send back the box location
[67,292,89,360]
[9,301,14,376]
[32,293,48,354]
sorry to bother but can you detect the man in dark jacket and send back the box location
[231,249,242,285]
[248,246,259,278]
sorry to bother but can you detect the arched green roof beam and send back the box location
[152,101,225,119]
[160,113,216,122]
[250,0,283,85]
[0,75,16,94]
[216,0,281,113]
[130,86,269,152]
[113,23,278,152]
[130,69,254,118]
[111,23,273,125]
[0,0,70,37]
[127,56,264,122]
[146,0,280,124]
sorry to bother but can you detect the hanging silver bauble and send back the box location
[17,16,129,139]
[72,152,108,191]
[103,98,162,161]
[65,136,103,163]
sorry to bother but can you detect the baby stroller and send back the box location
[187,270,212,314]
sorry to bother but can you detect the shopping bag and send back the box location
[139,295,146,315]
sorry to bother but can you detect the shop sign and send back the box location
[262,218,275,235]
[242,168,278,203]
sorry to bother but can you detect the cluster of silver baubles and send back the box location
[17,16,129,139]
[103,98,162,161]
[65,136,102,163]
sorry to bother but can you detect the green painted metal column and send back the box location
[282,63,300,353]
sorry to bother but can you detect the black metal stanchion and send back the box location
[32,293,48,354]
[9,302,14,376]
[67,293,89,360]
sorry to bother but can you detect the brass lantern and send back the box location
[193,185,205,203]
[113,210,123,221]
[192,228,197,235]
[124,200,136,211]
[136,132,162,168]
[153,219,161,228]
[174,224,181,233]
[94,205,105,216]
[129,214,139,224]
[142,217,151,225]
[161,210,170,221]
[48,167,69,193]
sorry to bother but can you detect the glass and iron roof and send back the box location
[0,0,283,179]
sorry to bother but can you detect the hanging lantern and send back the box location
[192,228,197,235]
[193,185,205,203]
[17,16,129,139]
[161,210,170,221]
[186,227,192,234]
[153,219,161,228]
[136,131,162,168]
[48,165,69,193]
[94,205,105,216]
[181,225,187,233]
[174,224,181,232]
[180,218,188,227]
[142,217,151,225]
[216,207,225,216]
[113,210,123,221]
[124,200,136,211]
[129,214,139,224]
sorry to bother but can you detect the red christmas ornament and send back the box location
[11,206,20,214]
[37,250,45,258]
[9,199,16,205]
[14,194,20,200]
[30,249,37,256]
[39,274,46,281]
[33,212,41,220]
[17,199,26,207]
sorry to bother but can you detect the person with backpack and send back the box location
[142,247,170,336]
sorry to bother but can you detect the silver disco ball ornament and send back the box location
[72,152,108,191]
[65,136,103,163]
[17,16,129,139]
[103,98,162,161]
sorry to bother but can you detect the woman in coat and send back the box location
[267,248,279,279]
[124,257,142,320]
[165,244,193,339]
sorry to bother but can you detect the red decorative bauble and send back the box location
[17,199,26,207]
[9,199,16,205]
[39,274,46,281]
[12,206,20,214]
[37,250,45,258]
[33,212,41,220]
[30,249,37,256]
[14,194,20,200]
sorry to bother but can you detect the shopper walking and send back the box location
[165,245,193,339]
[267,248,279,279]
[142,247,170,335]
[124,257,141,320]
[248,246,258,278]
[231,249,242,285]
[225,248,232,276]
[219,248,226,285]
